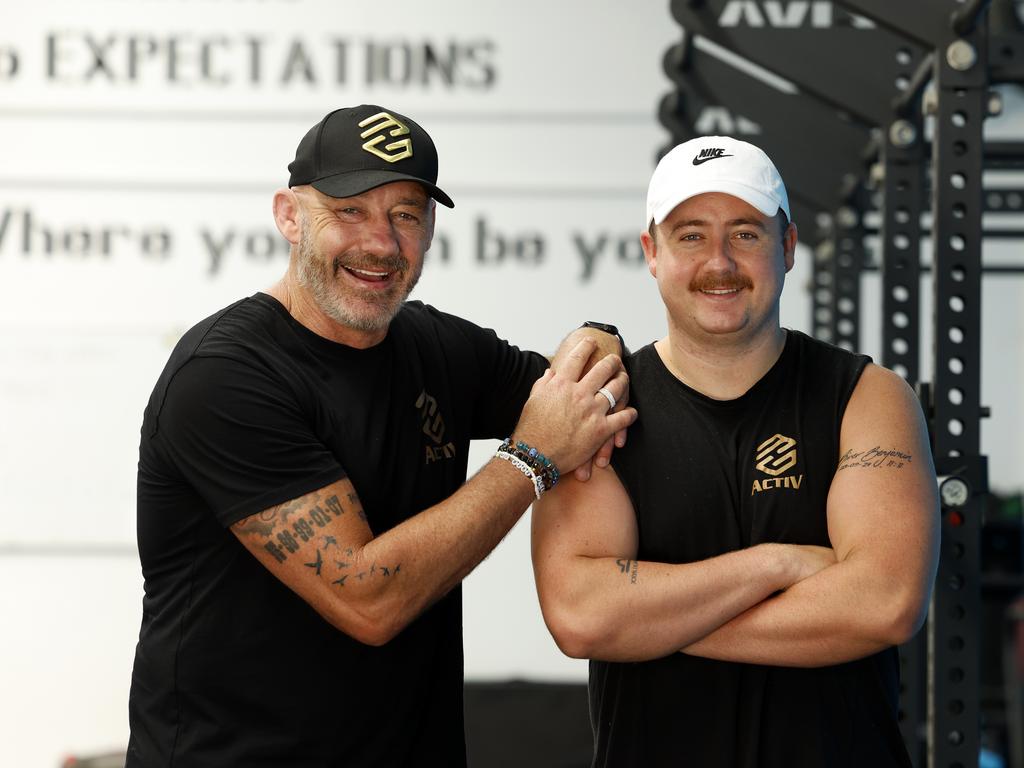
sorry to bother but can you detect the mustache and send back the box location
[332,253,408,277]
[689,272,753,292]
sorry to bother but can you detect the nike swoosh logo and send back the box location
[692,153,733,166]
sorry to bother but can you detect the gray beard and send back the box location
[295,219,422,333]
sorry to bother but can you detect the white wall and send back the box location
[0,2,1021,766]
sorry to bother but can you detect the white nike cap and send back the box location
[646,136,791,226]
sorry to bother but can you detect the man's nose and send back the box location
[357,214,401,257]
[705,236,738,270]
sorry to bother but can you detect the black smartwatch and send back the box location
[580,321,629,357]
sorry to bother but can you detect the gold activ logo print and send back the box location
[751,433,803,495]
[755,434,797,476]
[359,112,413,163]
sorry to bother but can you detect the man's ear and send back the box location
[641,230,658,278]
[272,188,302,245]
[783,220,798,273]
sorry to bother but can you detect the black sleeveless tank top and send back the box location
[594,330,910,768]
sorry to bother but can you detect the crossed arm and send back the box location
[531,363,940,666]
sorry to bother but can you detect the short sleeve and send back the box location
[427,309,547,438]
[146,354,345,527]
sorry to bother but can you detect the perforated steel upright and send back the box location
[927,12,989,768]
[879,123,925,386]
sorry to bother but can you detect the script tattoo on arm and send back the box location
[837,446,914,471]
[616,558,639,585]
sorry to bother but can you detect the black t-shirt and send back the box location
[596,331,910,768]
[128,294,546,767]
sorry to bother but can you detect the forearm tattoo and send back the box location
[235,490,400,585]
[837,446,913,471]
[616,558,639,584]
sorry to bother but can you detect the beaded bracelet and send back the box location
[495,437,561,496]
[494,449,546,499]
[513,440,561,487]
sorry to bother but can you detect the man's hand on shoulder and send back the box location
[548,325,632,480]
[515,338,636,481]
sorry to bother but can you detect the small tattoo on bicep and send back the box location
[616,558,639,584]
[838,446,914,471]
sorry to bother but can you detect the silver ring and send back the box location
[596,387,616,411]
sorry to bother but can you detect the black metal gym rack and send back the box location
[658,2,1024,765]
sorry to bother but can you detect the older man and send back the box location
[128,104,634,767]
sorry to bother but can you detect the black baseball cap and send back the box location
[287,104,454,208]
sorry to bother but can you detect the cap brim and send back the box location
[309,169,454,208]
[652,181,784,225]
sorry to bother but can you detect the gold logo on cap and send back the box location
[755,434,797,476]
[358,112,413,163]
